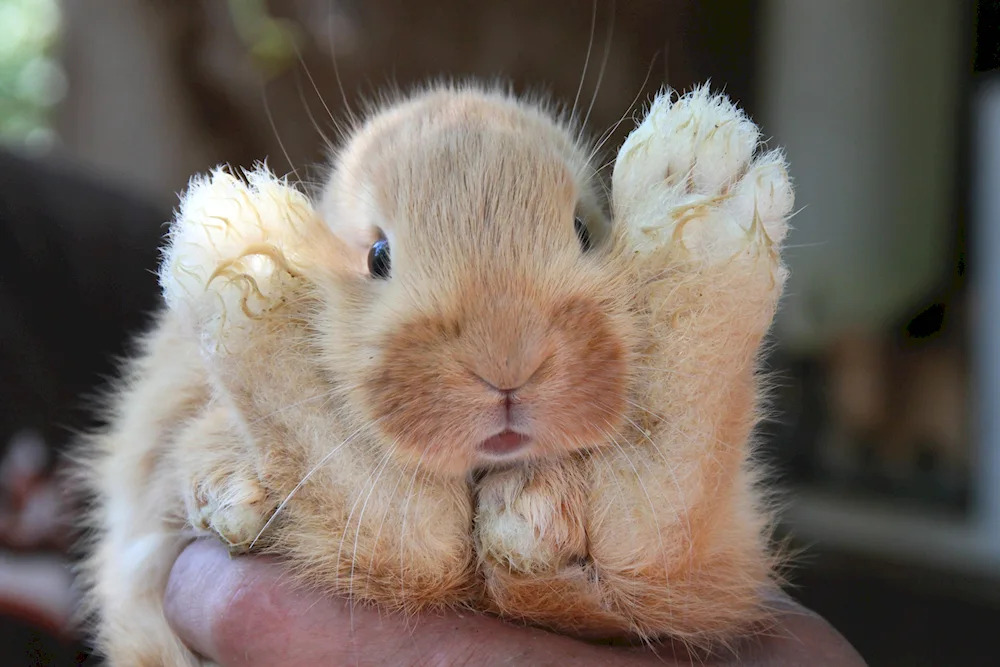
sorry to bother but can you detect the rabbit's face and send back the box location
[316,86,636,477]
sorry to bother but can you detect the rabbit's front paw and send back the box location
[613,86,793,270]
[474,461,588,575]
[474,458,634,638]
[180,407,273,553]
[188,469,271,553]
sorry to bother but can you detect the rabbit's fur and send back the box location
[72,82,794,665]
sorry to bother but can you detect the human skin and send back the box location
[164,539,868,667]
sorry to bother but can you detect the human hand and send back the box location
[164,539,867,666]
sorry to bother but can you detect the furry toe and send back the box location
[188,468,271,553]
[474,461,588,575]
[612,86,794,266]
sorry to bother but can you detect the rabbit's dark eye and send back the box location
[574,216,593,252]
[368,237,391,279]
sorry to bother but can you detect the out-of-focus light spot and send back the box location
[15,56,67,107]
[22,127,55,155]
[0,0,64,151]
[0,4,30,59]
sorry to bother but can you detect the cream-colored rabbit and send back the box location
[72,81,794,665]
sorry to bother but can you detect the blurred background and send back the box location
[0,0,994,665]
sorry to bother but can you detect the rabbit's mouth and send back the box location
[478,429,532,458]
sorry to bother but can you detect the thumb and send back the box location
[164,538,359,665]
[162,539,663,666]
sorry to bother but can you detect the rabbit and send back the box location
[70,80,794,666]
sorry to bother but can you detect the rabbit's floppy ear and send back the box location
[159,164,338,353]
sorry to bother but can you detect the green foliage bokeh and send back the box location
[0,0,63,151]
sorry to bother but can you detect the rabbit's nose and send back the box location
[472,375,524,395]
[468,352,549,396]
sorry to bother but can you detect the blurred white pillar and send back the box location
[972,78,1000,544]
[53,0,217,205]
[757,0,963,353]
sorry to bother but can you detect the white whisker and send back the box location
[347,439,399,631]
[248,389,337,425]
[290,58,334,151]
[587,51,658,166]
[571,0,598,123]
[618,411,693,554]
[398,448,427,605]
[261,83,298,181]
[602,426,670,581]
[364,443,416,594]
[327,0,357,125]
[248,415,385,549]
[581,0,616,134]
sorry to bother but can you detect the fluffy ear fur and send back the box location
[158,165,337,354]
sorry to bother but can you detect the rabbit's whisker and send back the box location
[249,414,388,550]
[346,438,400,632]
